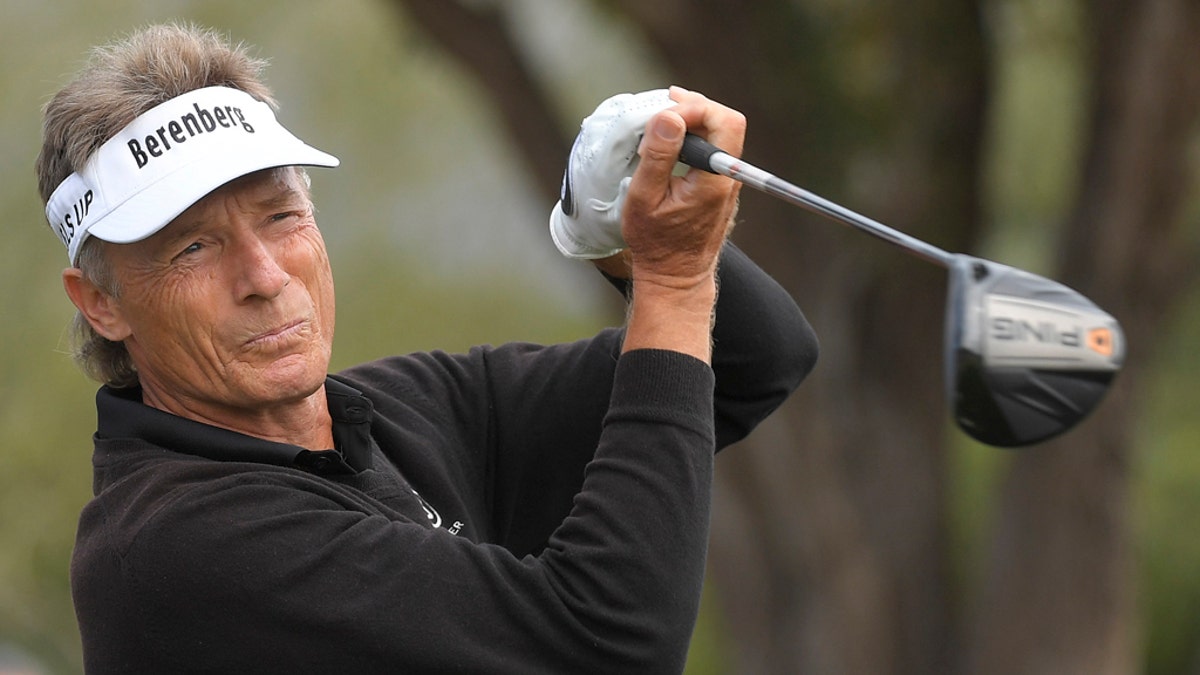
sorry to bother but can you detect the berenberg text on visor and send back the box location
[127,101,256,169]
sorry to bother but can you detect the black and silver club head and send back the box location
[944,255,1125,447]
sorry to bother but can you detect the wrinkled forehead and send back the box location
[171,166,312,225]
[106,167,320,263]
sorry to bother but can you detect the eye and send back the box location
[171,241,205,262]
[269,209,308,224]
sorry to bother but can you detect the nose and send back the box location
[231,234,290,302]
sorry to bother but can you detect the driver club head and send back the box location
[944,255,1125,447]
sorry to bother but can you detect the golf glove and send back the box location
[549,89,675,259]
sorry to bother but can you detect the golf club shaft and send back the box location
[680,134,956,268]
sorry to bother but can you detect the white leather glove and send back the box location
[549,89,675,259]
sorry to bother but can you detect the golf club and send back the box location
[679,134,1125,447]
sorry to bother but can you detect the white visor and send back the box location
[45,86,340,265]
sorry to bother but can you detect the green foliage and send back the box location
[1136,283,1200,675]
[685,583,734,675]
[981,0,1088,276]
[327,237,609,368]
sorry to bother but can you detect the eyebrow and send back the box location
[153,183,310,254]
[252,185,310,212]
[154,217,207,253]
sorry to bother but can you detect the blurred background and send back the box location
[2,1,1197,673]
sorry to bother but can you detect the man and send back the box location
[39,23,817,673]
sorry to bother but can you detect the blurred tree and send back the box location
[399,0,1198,673]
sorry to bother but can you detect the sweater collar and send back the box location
[94,377,374,474]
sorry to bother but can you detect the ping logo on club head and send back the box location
[1087,328,1115,357]
[983,294,1123,371]
[989,316,1084,347]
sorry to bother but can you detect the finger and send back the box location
[667,86,746,159]
[629,110,687,203]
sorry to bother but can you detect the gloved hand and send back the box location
[549,89,676,259]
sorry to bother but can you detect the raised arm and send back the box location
[616,87,745,362]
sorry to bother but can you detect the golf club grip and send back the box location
[680,133,722,174]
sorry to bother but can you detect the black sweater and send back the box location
[70,244,817,674]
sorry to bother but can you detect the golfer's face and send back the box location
[103,168,336,416]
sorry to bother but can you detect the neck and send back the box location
[140,383,335,450]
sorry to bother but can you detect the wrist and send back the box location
[621,272,718,363]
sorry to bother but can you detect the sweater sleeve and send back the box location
[601,242,817,447]
[453,242,816,557]
[427,242,817,558]
[708,242,818,446]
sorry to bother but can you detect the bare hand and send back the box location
[616,87,746,362]
[620,87,745,290]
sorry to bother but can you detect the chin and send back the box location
[251,353,329,401]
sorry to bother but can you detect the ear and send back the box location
[62,268,132,341]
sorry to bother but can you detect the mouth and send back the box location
[244,318,311,350]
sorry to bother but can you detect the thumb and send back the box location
[632,111,685,193]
